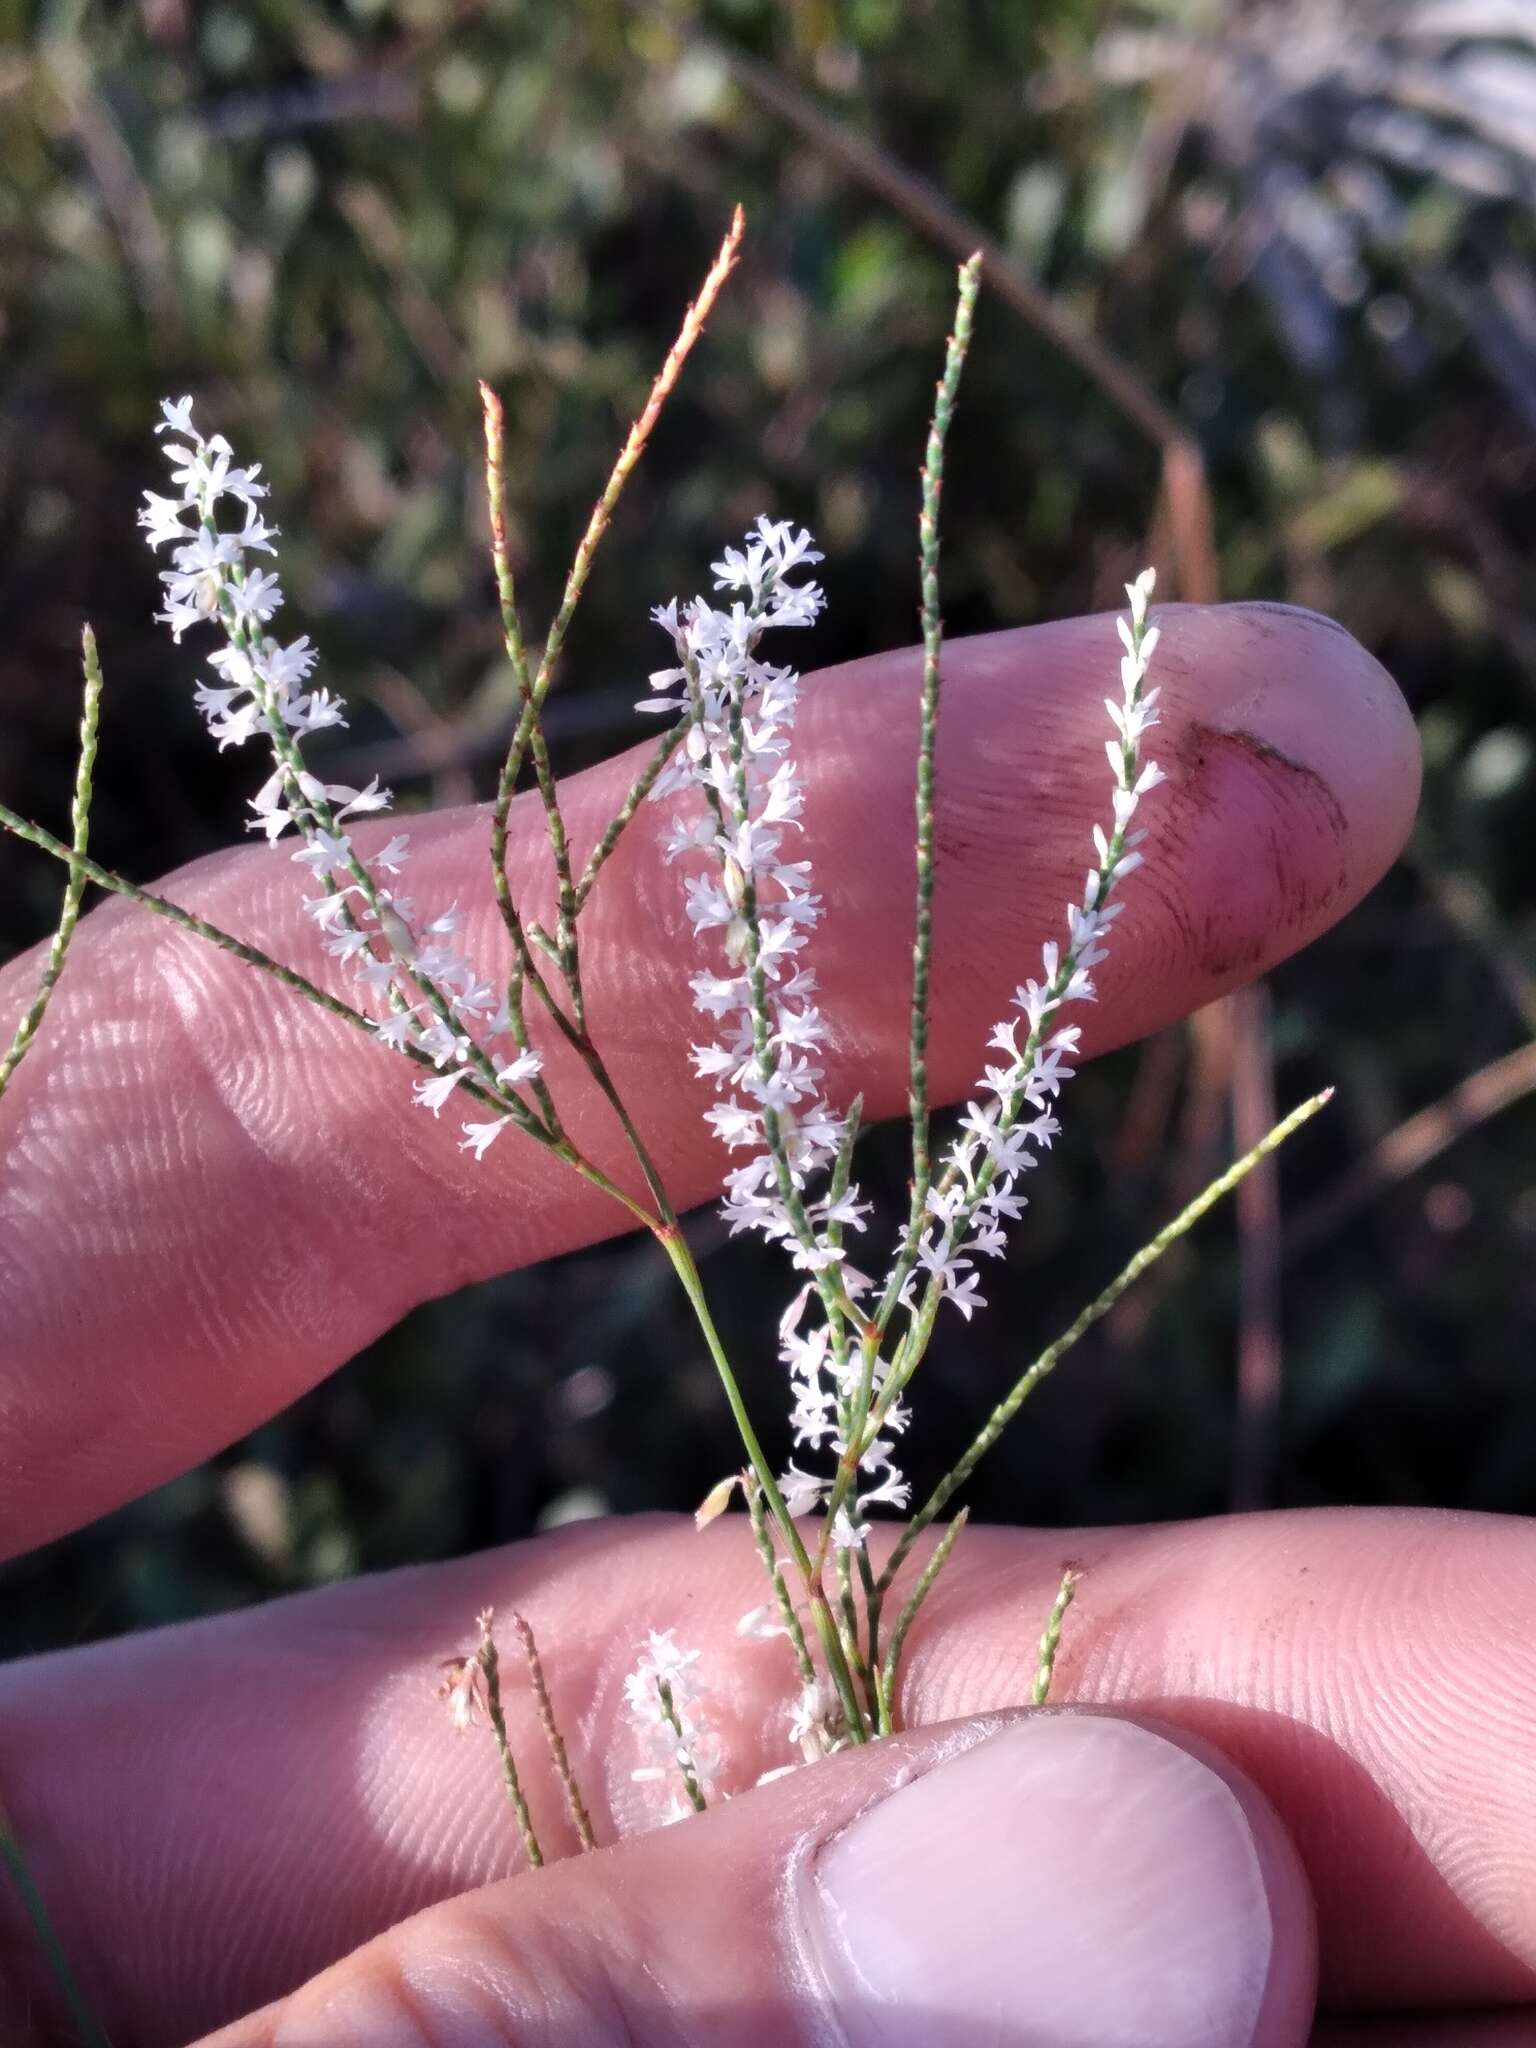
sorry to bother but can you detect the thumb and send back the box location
[204,1712,1316,2047]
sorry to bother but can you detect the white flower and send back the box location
[459,1116,510,1158]
[495,1049,544,1089]
[411,1069,469,1116]
[229,568,283,625]
[156,394,197,439]
[778,1463,827,1518]
[943,1270,987,1321]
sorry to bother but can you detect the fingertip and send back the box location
[804,1711,1316,2047]
[1176,600,1422,906]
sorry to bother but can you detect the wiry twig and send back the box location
[476,1611,545,1868]
[904,254,981,1256]
[508,1613,596,1853]
[0,629,102,1102]
[882,1509,968,1728]
[486,206,745,924]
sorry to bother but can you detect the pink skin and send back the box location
[9,602,1516,2045]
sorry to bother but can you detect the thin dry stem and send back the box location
[0,626,102,1101]
[508,1612,596,1852]
[477,1612,545,1868]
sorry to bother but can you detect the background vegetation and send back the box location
[3,0,1534,1657]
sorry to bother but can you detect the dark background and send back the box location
[2,0,1534,1657]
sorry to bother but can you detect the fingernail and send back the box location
[803,1715,1279,2048]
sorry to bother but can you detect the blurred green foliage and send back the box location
[2,0,1534,1657]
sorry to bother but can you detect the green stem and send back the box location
[478,1623,545,1867]
[745,1472,817,1691]
[1032,1567,1080,1708]
[0,627,102,1102]
[867,592,1165,1436]
[655,1679,709,1814]
[878,1088,1335,1597]
[660,1230,868,1742]
[881,1507,969,1727]
[904,254,981,1253]
[573,726,687,910]
[509,1612,596,1852]
[0,1797,108,2048]
[483,211,743,949]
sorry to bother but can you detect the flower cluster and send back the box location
[641,518,856,1268]
[643,520,914,1550]
[770,573,1163,1558]
[623,1630,722,1825]
[775,1282,911,1550]
[140,397,543,1154]
[891,571,1164,1333]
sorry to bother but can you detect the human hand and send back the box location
[4,604,1522,2048]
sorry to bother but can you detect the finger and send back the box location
[0,604,1418,1557]
[194,1711,1313,2048]
[0,1508,1525,2044]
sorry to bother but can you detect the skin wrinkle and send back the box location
[147,934,332,1391]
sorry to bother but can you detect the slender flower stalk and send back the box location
[437,1611,544,1866]
[905,252,981,1253]
[880,1507,969,1730]
[877,566,1165,1360]
[0,629,102,1103]
[508,1613,597,1853]
[486,206,745,981]
[476,1611,545,1868]
[140,397,555,1159]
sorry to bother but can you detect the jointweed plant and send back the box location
[0,214,1329,1965]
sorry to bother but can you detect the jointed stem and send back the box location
[478,1621,545,1868]
[744,1472,817,1691]
[881,1508,968,1731]
[819,256,981,1561]
[509,1612,597,1852]
[904,254,981,1253]
[0,628,102,1103]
